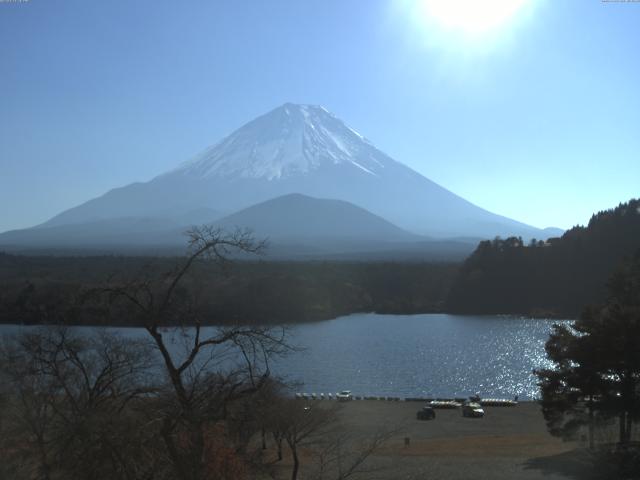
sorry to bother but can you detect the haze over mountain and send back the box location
[208,193,473,259]
[215,193,417,242]
[0,103,563,255]
[0,193,478,260]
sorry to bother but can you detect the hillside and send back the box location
[446,199,640,317]
[214,193,418,242]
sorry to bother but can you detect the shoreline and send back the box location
[0,311,575,328]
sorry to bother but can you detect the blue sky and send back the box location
[0,0,638,232]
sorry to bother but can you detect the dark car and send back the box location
[416,406,436,420]
[462,402,485,418]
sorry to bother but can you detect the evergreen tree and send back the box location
[447,198,640,317]
[536,251,640,446]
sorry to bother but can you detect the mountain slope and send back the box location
[213,193,418,241]
[36,103,553,240]
[0,207,222,250]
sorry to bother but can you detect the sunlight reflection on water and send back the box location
[0,314,569,401]
[272,313,569,400]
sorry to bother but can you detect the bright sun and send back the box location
[418,0,530,35]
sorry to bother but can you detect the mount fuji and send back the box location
[1,103,560,254]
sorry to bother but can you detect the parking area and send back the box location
[327,400,590,480]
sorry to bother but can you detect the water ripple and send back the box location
[273,313,569,400]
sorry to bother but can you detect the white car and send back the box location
[462,402,485,418]
[336,390,353,402]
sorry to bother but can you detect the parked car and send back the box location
[416,406,436,420]
[336,390,353,402]
[462,402,485,418]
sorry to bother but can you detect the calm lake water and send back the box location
[0,314,570,400]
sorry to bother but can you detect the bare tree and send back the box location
[265,400,337,480]
[264,398,394,480]
[308,427,396,480]
[1,226,395,480]
[253,378,292,460]
[101,226,294,480]
[0,327,158,480]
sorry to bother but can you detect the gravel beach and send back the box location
[273,400,595,480]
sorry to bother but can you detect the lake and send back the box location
[0,313,569,400]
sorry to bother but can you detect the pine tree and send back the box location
[536,251,640,446]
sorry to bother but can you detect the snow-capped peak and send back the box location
[170,103,387,181]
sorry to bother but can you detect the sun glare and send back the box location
[418,0,530,35]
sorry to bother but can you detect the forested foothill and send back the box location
[446,199,640,318]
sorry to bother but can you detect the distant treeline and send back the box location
[0,255,458,325]
[2,199,638,324]
[446,199,640,318]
